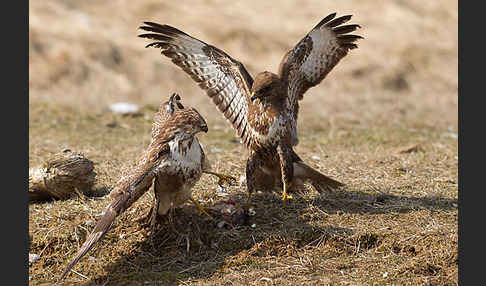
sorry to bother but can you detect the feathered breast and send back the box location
[167,136,204,171]
[247,111,288,150]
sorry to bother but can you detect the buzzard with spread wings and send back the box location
[139,13,362,201]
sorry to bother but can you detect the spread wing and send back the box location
[278,13,363,104]
[139,23,255,146]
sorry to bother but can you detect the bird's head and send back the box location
[173,107,208,135]
[250,71,281,102]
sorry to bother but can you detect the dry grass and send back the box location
[29,0,457,285]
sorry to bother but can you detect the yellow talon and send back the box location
[204,171,237,186]
[281,192,293,200]
[245,192,253,210]
[281,182,293,201]
[190,198,213,219]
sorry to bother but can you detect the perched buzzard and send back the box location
[60,94,232,280]
[139,13,362,201]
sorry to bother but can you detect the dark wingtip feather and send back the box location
[314,12,337,29]
[337,34,364,44]
[324,12,337,22]
[143,21,165,28]
[138,32,171,40]
[138,22,168,33]
[139,22,189,38]
[333,24,361,34]
[144,42,170,49]
[326,15,353,28]
[145,42,157,48]
[139,26,154,32]
[342,43,359,50]
[138,33,150,39]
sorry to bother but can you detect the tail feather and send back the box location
[60,207,118,280]
[59,167,156,281]
[293,161,344,193]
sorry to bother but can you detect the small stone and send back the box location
[210,147,222,153]
[222,205,234,215]
[105,121,117,128]
[109,102,139,114]
[217,221,226,228]
[216,184,228,196]
[29,253,40,263]
[441,132,457,139]
[239,175,246,186]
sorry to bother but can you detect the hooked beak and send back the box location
[250,91,259,102]
[201,124,208,133]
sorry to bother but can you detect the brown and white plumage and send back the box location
[60,94,209,280]
[139,13,362,201]
[150,93,185,143]
[139,23,255,147]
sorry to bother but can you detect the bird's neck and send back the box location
[262,89,287,114]
[169,134,199,159]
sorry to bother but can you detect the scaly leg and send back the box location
[245,152,264,207]
[136,204,153,227]
[203,170,237,186]
[246,192,252,208]
[136,195,160,232]
[190,198,213,220]
[277,144,294,201]
[149,193,160,238]
[145,181,165,248]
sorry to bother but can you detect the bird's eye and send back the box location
[259,86,270,94]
